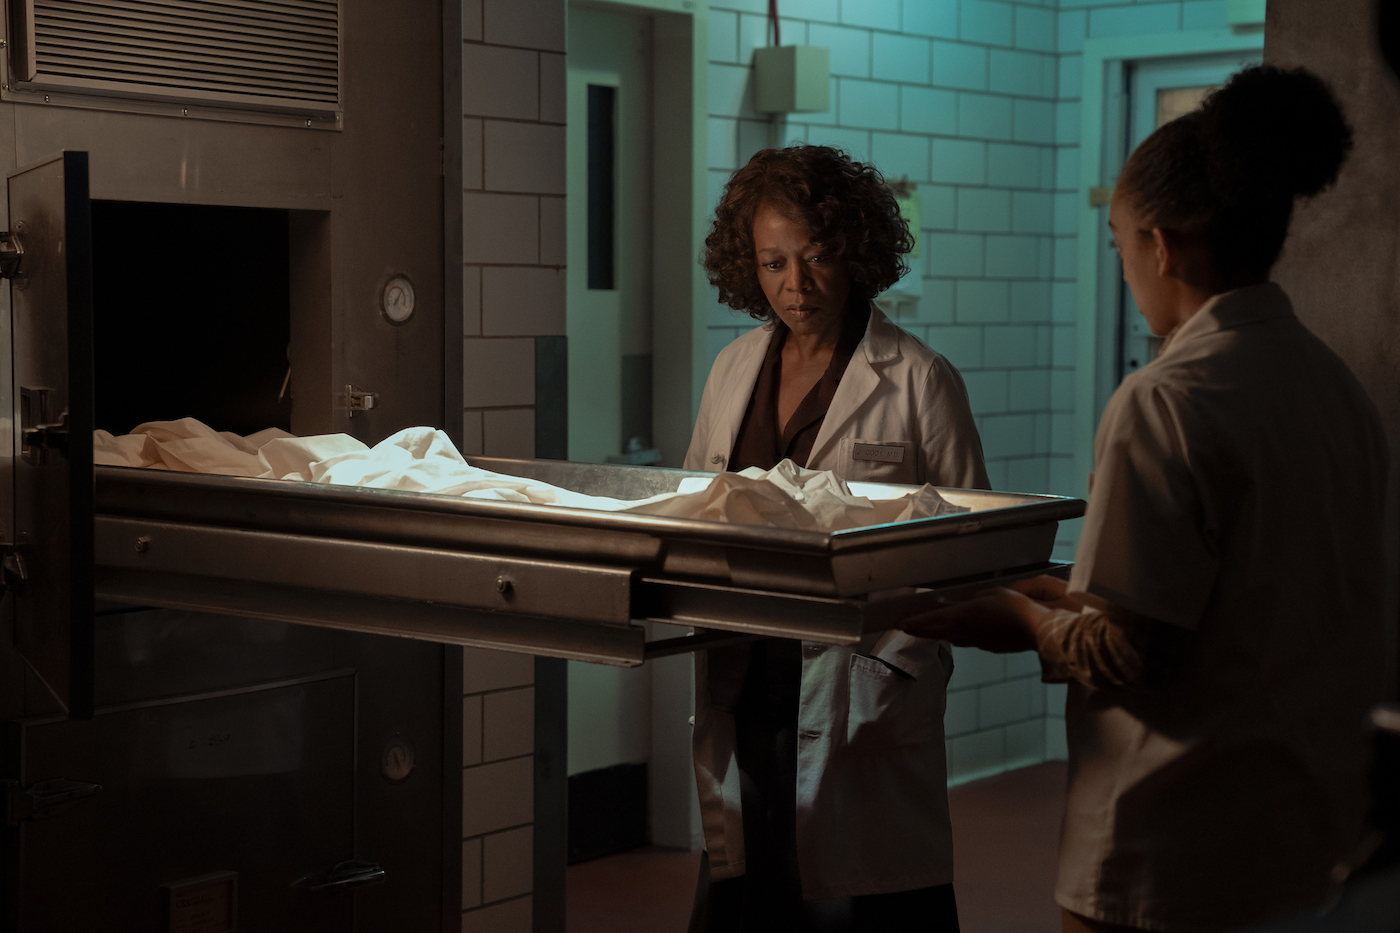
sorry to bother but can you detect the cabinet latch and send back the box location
[342,384,378,415]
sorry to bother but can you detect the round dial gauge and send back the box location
[381,275,415,324]
[381,737,415,782]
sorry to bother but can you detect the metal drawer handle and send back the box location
[298,859,387,892]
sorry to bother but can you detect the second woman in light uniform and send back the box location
[903,66,1387,932]
[685,145,988,932]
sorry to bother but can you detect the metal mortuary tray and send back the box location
[92,457,1085,666]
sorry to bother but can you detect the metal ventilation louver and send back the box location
[8,0,339,121]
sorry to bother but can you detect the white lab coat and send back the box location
[683,303,989,900]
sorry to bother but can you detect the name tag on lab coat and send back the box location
[852,443,905,464]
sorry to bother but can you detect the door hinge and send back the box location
[5,778,101,826]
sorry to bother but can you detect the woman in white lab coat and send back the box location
[904,66,1389,932]
[684,144,988,932]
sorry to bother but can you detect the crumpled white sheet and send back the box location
[93,419,962,530]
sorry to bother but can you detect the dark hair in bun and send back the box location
[1119,64,1353,281]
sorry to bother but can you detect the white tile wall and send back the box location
[462,338,535,408]
[484,688,537,761]
[464,45,541,120]
[482,826,535,902]
[482,409,537,460]
[462,645,537,926]
[459,0,562,910]
[462,410,485,456]
[463,192,541,265]
[463,837,483,909]
[484,122,567,195]
[705,0,1227,779]
[462,896,531,933]
[482,267,566,336]
[484,0,566,51]
[464,119,485,190]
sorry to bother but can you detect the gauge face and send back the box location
[381,737,415,782]
[381,275,415,324]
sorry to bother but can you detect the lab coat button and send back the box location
[803,644,824,657]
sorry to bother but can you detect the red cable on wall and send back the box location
[769,0,780,46]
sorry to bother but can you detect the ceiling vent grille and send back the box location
[8,0,340,124]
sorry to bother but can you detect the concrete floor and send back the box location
[567,761,1067,933]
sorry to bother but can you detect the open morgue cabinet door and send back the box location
[6,151,94,719]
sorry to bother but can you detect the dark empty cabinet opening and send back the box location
[91,201,330,438]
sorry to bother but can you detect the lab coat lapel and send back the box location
[807,302,900,467]
[713,325,775,465]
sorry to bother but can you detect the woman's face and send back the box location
[752,202,851,339]
[1109,187,1176,337]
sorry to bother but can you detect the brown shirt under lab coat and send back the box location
[729,300,869,472]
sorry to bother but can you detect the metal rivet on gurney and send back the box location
[495,575,513,595]
[134,536,150,553]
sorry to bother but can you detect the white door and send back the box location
[1114,53,1261,380]
[566,6,654,465]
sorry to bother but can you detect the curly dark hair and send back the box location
[704,145,913,322]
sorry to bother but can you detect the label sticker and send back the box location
[852,443,905,464]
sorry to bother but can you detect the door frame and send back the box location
[561,0,708,856]
[1071,29,1265,491]
[567,0,710,467]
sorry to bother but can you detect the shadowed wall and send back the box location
[1265,0,1400,697]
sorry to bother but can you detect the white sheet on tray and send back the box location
[93,419,962,530]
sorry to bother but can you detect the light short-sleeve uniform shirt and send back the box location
[1059,283,1389,931]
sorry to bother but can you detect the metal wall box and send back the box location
[4,0,342,129]
[752,45,829,113]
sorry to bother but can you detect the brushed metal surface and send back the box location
[95,460,1083,599]
[95,515,636,627]
[17,673,356,931]
[94,568,649,666]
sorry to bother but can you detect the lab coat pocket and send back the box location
[839,437,918,485]
[846,654,922,750]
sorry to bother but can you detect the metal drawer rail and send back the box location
[93,567,650,666]
[96,515,635,626]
